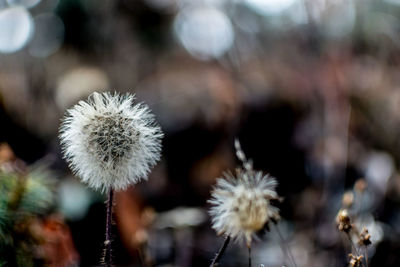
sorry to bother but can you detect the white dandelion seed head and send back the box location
[59,92,163,192]
[209,170,280,245]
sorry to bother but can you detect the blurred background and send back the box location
[1,0,400,266]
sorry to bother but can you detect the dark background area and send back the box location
[1,0,400,266]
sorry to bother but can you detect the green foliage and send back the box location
[0,167,54,266]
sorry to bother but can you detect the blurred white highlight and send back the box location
[174,6,234,60]
[244,0,297,16]
[364,151,394,193]
[0,7,34,53]
[7,0,41,8]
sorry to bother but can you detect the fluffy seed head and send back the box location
[209,169,280,245]
[59,92,163,192]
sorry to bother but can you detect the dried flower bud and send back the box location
[348,254,363,267]
[354,179,367,193]
[336,209,352,232]
[342,191,354,208]
[133,229,149,245]
[0,143,15,163]
[59,92,163,192]
[141,207,156,226]
[358,227,371,246]
[234,139,246,163]
[234,139,253,171]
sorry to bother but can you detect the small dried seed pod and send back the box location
[358,227,372,246]
[336,209,352,233]
[348,254,363,267]
[342,191,354,208]
[354,179,367,193]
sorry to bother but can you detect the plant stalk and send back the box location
[248,245,252,267]
[104,189,114,267]
[210,236,231,267]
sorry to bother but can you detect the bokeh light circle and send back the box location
[174,6,234,60]
[0,7,34,54]
[28,13,64,58]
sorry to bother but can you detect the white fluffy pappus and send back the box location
[208,169,280,246]
[59,92,163,192]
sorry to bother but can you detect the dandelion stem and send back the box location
[104,189,114,267]
[248,245,252,267]
[210,236,230,267]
